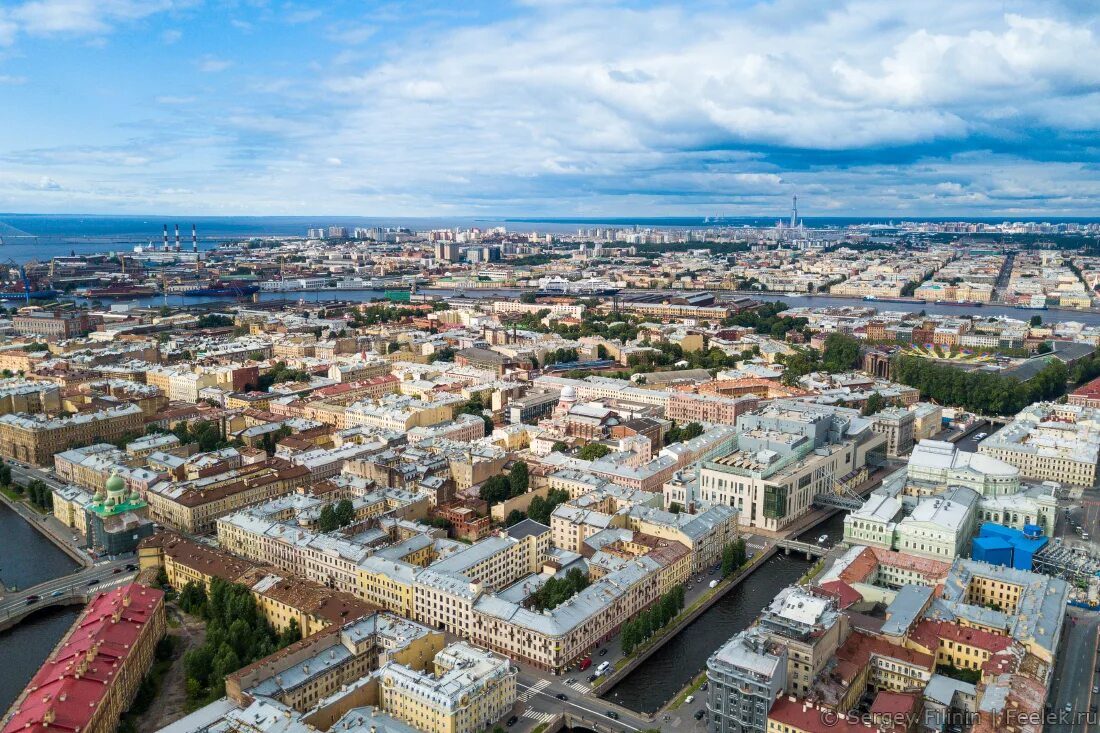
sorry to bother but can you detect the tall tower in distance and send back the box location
[790,195,798,229]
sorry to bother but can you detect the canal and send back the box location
[605,512,847,713]
[0,502,83,713]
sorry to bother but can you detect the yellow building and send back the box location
[377,642,516,733]
[0,403,144,465]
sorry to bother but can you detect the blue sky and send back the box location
[1,0,1099,217]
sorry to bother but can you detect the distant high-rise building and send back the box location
[328,226,348,238]
[791,195,798,228]
[307,228,325,239]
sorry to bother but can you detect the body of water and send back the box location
[749,292,1100,325]
[0,503,83,714]
[606,512,846,713]
[0,503,79,590]
[0,606,81,713]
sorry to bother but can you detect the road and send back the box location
[1049,609,1100,733]
[2,461,95,565]
[513,664,707,733]
[0,558,136,618]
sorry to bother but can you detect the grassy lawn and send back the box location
[798,558,826,585]
[0,485,47,514]
[668,671,707,710]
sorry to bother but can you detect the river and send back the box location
[0,502,82,713]
[65,287,1100,328]
[604,511,847,713]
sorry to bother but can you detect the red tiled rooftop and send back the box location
[3,583,163,733]
[910,619,1012,655]
[769,697,877,733]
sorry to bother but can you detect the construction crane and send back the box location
[7,259,32,305]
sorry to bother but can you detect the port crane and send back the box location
[6,259,33,304]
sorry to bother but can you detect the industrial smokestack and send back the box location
[163,225,168,251]
[175,224,181,251]
[192,224,197,253]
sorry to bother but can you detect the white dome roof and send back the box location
[561,385,576,400]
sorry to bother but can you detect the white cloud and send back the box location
[4,0,1100,215]
[197,55,232,73]
[0,74,27,84]
[0,0,186,41]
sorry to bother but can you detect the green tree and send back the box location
[529,568,590,611]
[577,443,611,461]
[508,461,529,497]
[318,505,339,533]
[333,499,355,527]
[721,538,747,578]
[822,333,862,372]
[505,509,527,527]
[527,489,569,524]
[1030,315,1043,327]
[862,391,886,416]
[479,475,513,505]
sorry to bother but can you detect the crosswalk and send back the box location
[522,710,555,724]
[518,679,551,701]
[565,680,591,694]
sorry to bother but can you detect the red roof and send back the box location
[817,580,862,609]
[909,619,1012,655]
[3,584,164,733]
[769,697,877,733]
[1072,374,1100,398]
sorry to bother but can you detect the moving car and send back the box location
[695,710,706,720]
[556,693,568,701]
[605,711,619,720]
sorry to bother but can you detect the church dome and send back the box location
[561,385,576,401]
[105,473,126,496]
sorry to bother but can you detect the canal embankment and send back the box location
[592,544,778,699]
[603,510,850,713]
[0,492,90,569]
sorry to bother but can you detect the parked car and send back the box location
[598,648,608,656]
[505,716,518,727]
[685,695,695,704]
[701,682,709,691]
[579,658,592,671]
[588,674,599,683]
[695,710,706,720]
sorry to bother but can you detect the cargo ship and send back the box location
[935,300,984,307]
[0,288,59,300]
[80,286,158,299]
[183,281,260,297]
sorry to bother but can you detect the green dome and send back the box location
[105,474,126,494]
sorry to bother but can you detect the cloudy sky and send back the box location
[1,0,1099,217]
